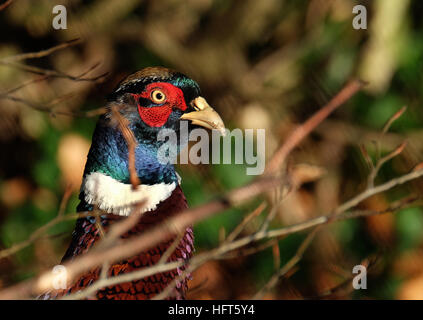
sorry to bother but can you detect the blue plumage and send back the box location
[83,118,179,185]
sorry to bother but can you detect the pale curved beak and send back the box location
[180,97,226,136]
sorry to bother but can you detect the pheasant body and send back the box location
[41,67,225,300]
[55,186,193,300]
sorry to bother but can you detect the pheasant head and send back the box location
[80,66,225,215]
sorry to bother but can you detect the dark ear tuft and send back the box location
[106,66,201,103]
[107,67,178,102]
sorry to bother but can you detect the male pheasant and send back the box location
[41,67,225,300]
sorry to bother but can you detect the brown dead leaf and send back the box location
[57,133,90,190]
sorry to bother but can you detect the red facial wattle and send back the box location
[137,105,172,127]
[131,82,188,127]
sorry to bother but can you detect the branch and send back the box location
[265,79,364,175]
[364,106,408,188]
[111,106,141,189]
[0,39,81,62]
[0,211,93,260]
[0,0,14,11]
[0,61,108,83]
[366,141,407,188]
[252,229,318,299]
[0,92,108,119]
[223,202,266,243]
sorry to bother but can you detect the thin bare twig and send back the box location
[0,59,104,118]
[111,106,141,189]
[360,144,374,171]
[157,233,185,265]
[253,228,318,299]
[223,202,266,243]
[0,0,14,11]
[265,79,365,175]
[0,39,81,62]
[2,75,49,95]
[0,212,93,260]
[382,106,407,134]
[60,260,182,300]
[57,185,73,218]
[366,106,408,188]
[220,237,281,260]
[272,242,281,271]
[306,256,378,299]
[1,92,108,118]
[0,61,108,83]
[367,141,407,188]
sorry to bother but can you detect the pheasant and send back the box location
[41,67,225,300]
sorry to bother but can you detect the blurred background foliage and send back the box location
[1,0,423,299]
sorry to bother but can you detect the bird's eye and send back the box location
[150,89,166,104]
